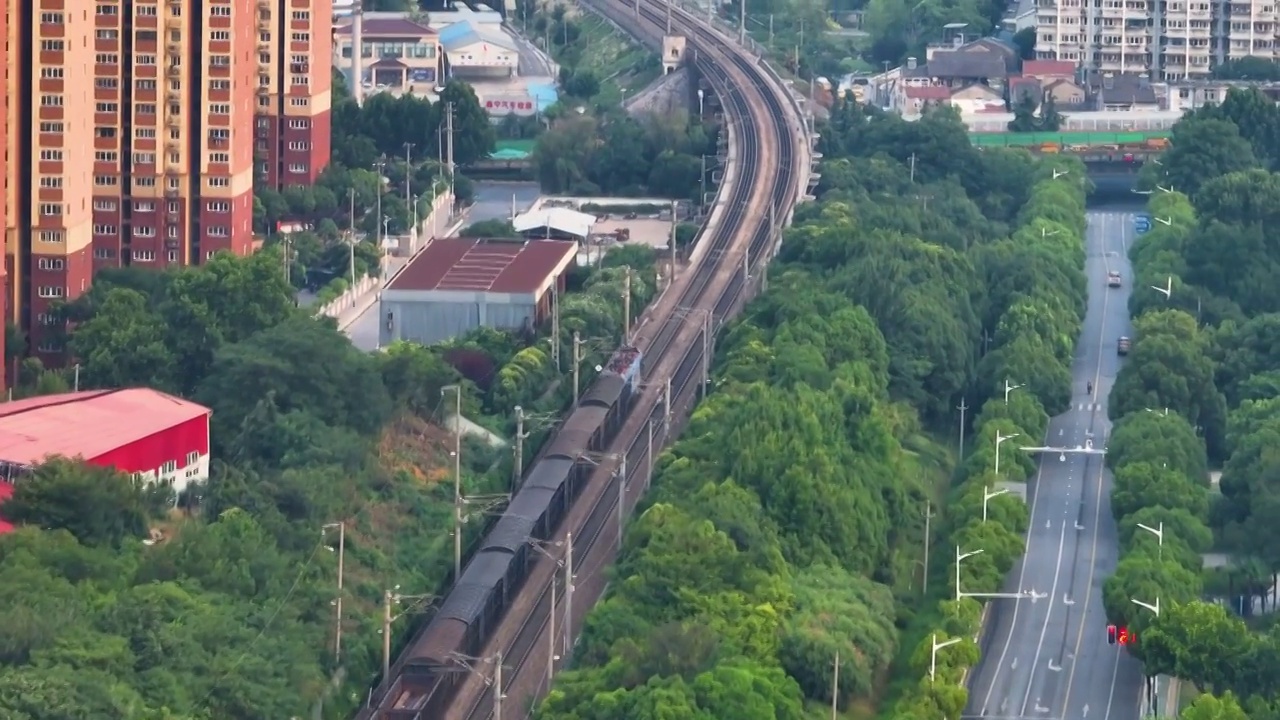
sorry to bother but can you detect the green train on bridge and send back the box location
[969,130,1171,150]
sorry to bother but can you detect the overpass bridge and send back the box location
[971,130,1168,179]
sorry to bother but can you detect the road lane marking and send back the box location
[1049,660,1062,672]
[1063,594,1075,605]
[1062,212,1121,717]
[978,426,1062,715]
[1103,641,1122,720]
[1020,521,1069,716]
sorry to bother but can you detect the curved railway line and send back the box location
[358,2,807,717]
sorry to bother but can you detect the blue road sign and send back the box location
[1135,215,1151,233]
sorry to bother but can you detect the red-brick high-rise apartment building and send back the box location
[3,0,331,361]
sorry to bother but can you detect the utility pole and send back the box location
[616,456,628,548]
[548,570,558,684]
[831,651,840,720]
[646,421,655,490]
[957,398,968,459]
[739,0,746,44]
[701,310,711,399]
[73,363,81,392]
[514,405,525,487]
[444,102,456,177]
[700,155,708,214]
[445,384,464,579]
[374,156,387,255]
[382,589,393,679]
[493,650,503,720]
[666,0,672,34]
[622,267,632,342]
[572,330,582,404]
[922,501,932,595]
[323,522,345,663]
[564,532,574,654]
[909,152,917,183]
[348,189,357,289]
[551,287,561,371]
[669,200,679,286]
[663,377,672,436]
[404,142,416,238]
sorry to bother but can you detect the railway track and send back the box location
[444,2,805,718]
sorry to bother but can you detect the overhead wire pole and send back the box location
[831,651,840,720]
[622,267,632,341]
[922,501,932,596]
[572,330,582,404]
[669,200,678,286]
[493,650,504,720]
[403,142,415,234]
[550,286,561,371]
[563,532,574,657]
[322,521,345,663]
[739,0,746,44]
[513,405,525,489]
[444,384,464,579]
[957,397,968,459]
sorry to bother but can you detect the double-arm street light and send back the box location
[955,546,984,601]
[930,633,963,683]
[321,521,346,663]
[995,432,1020,479]
[983,486,1010,523]
[1137,521,1163,559]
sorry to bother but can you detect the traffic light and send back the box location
[1107,625,1118,645]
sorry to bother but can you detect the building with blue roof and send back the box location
[438,20,518,79]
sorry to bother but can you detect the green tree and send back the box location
[1,459,164,547]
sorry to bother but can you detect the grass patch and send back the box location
[549,9,662,107]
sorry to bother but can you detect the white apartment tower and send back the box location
[1035,0,1277,79]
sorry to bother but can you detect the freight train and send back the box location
[372,346,644,719]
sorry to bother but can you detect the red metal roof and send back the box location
[386,237,578,294]
[0,389,211,467]
[0,481,13,534]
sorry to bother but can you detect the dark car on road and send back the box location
[1118,336,1131,355]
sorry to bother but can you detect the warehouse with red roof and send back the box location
[0,388,212,534]
[379,236,578,346]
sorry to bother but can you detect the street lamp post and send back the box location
[1004,379,1023,404]
[1137,521,1164,560]
[1132,597,1160,617]
[955,546,985,601]
[983,486,1010,523]
[995,432,1020,479]
[930,633,963,683]
[322,521,345,663]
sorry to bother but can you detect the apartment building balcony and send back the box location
[166,114,181,127]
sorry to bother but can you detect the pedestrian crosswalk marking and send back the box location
[1076,402,1100,411]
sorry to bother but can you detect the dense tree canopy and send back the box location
[0,235,653,717]
[1111,90,1280,718]
[536,101,1087,720]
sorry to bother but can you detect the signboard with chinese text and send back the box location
[482,95,538,118]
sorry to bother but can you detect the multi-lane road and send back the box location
[966,210,1146,720]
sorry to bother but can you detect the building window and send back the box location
[96,102,119,113]
[168,250,180,262]
[207,201,230,213]
[137,103,156,115]
[287,141,310,151]
[291,10,310,20]
[37,286,66,298]
[288,119,310,129]
[186,451,199,466]
[40,40,65,51]
[95,175,120,187]
[95,78,119,89]
[210,152,229,163]
[36,313,59,326]
[138,5,157,15]
[168,201,180,213]
[211,31,230,41]
[96,29,119,40]
[39,149,64,161]
[134,226,156,237]
[137,128,156,139]
[208,226,230,237]
[210,5,230,15]
[135,177,156,187]
[137,79,156,90]
[291,32,310,42]
[208,177,229,188]
[94,248,117,260]
[37,341,63,353]
[137,54,156,65]
[37,257,66,270]
[160,460,178,474]
[210,128,230,140]
[211,79,229,90]
[40,94,64,107]
[133,152,156,164]
[39,177,63,188]
[289,97,309,107]
[42,67,64,79]
[135,201,155,212]
[96,127,117,139]
[167,225,180,238]
[39,204,63,216]
[291,75,309,85]
[94,150,119,162]
[210,54,230,66]
[39,122,64,133]
[133,250,157,262]
[93,200,118,211]
[95,53,119,64]
[93,224,118,234]
[209,103,230,115]
[97,4,119,14]
[38,231,64,243]
[288,163,309,174]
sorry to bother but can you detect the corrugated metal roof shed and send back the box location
[513,208,596,239]
[438,20,516,51]
[0,389,211,467]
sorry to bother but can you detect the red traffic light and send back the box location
[1107,625,1118,644]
